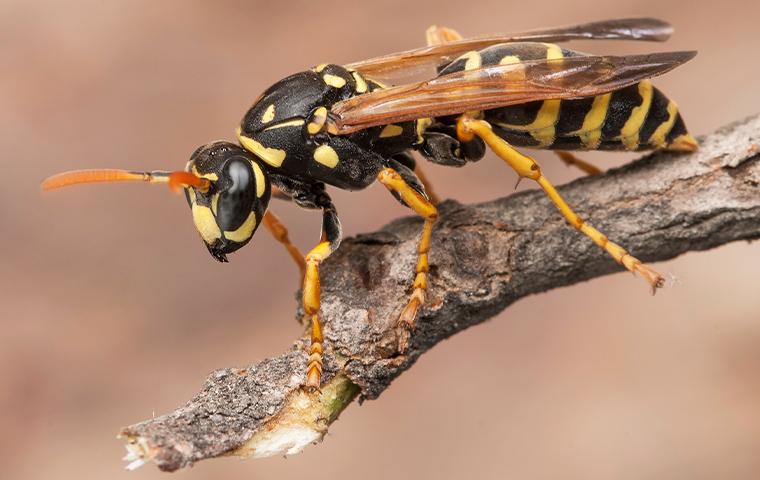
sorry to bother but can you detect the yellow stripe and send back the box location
[237,128,287,168]
[499,44,563,147]
[262,118,305,131]
[251,161,266,198]
[620,80,653,150]
[573,93,611,149]
[224,211,257,242]
[649,100,679,148]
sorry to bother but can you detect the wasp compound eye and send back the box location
[215,157,256,233]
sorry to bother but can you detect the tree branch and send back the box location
[120,115,760,472]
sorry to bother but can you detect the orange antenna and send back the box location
[41,169,211,193]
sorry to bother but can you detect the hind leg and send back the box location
[555,151,603,176]
[458,116,664,293]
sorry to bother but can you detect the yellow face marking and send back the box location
[620,80,653,150]
[649,100,679,148]
[313,144,339,168]
[237,129,287,168]
[250,161,266,198]
[262,118,305,132]
[192,204,221,244]
[323,73,346,89]
[313,63,328,72]
[191,165,219,182]
[573,93,611,149]
[352,71,368,94]
[416,117,433,144]
[261,104,275,123]
[307,106,328,135]
[459,51,481,70]
[379,124,404,138]
[224,211,257,242]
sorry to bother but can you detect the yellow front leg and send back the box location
[302,240,333,390]
[458,117,664,293]
[377,168,439,350]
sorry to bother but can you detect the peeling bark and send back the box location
[121,115,760,472]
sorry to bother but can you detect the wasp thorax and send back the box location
[185,141,271,262]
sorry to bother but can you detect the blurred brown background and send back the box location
[3,0,760,479]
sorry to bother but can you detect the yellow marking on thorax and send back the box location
[573,93,611,149]
[323,73,346,88]
[224,211,257,242]
[263,118,305,132]
[313,63,328,72]
[620,80,653,150]
[307,107,328,135]
[261,104,276,123]
[192,204,221,244]
[379,124,404,138]
[649,100,679,148]
[237,128,287,168]
[498,44,563,147]
[416,118,433,144]
[251,161,266,198]
[352,71,368,93]
[313,145,339,168]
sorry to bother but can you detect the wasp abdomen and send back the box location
[437,42,696,152]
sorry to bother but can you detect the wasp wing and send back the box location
[347,18,673,84]
[330,51,696,134]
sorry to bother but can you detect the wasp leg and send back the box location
[458,117,664,293]
[302,198,342,391]
[556,151,603,176]
[261,210,306,280]
[426,25,463,45]
[377,167,438,351]
[389,152,438,204]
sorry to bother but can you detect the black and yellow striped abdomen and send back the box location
[438,42,696,152]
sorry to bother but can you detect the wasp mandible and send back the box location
[42,18,697,390]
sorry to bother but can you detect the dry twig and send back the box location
[121,115,760,472]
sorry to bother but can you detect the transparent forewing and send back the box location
[346,18,673,84]
[330,51,696,134]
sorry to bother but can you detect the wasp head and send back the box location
[184,141,271,262]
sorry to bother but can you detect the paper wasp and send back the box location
[42,18,697,390]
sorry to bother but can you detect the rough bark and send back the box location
[120,115,760,472]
